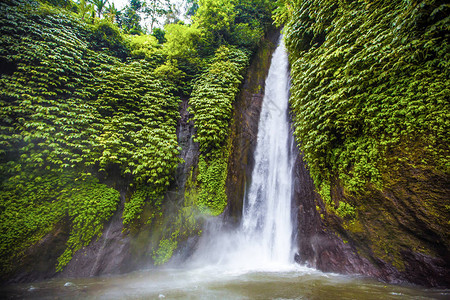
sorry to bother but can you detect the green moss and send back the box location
[196,150,229,216]
[122,186,164,227]
[342,219,364,234]
[283,0,449,195]
[0,0,181,272]
[56,180,119,271]
[152,238,178,265]
[336,201,356,220]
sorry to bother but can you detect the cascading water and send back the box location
[240,36,294,266]
[190,37,296,271]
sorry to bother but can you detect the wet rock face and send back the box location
[290,151,377,278]
[176,97,200,190]
[225,29,279,224]
[4,223,69,283]
[292,147,450,287]
[57,191,132,279]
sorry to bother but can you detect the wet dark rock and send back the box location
[291,144,450,287]
[294,252,301,264]
[175,96,200,190]
[3,223,69,283]
[57,191,132,278]
[225,29,279,224]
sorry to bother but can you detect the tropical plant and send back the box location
[76,0,94,21]
[89,0,108,18]
[104,2,120,23]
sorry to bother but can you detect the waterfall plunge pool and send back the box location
[2,266,449,299]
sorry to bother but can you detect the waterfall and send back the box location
[241,36,294,266]
[190,37,295,271]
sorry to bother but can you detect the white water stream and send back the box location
[241,35,294,267]
[187,37,296,272]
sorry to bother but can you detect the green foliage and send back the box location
[163,23,202,62]
[162,23,204,88]
[56,179,119,270]
[118,1,143,34]
[152,238,177,265]
[336,201,356,220]
[73,0,95,23]
[153,59,187,94]
[189,45,249,153]
[192,0,273,54]
[94,60,182,221]
[0,167,119,273]
[0,168,70,273]
[272,0,292,27]
[152,27,166,44]
[230,22,264,51]
[188,45,249,217]
[90,0,108,18]
[94,61,181,185]
[196,151,229,216]
[0,0,114,176]
[194,0,236,49]
[104,2,120,23]
[88,19,129,58]
[43,0,72,9]
[234,0,274,31]
[123,186,163,226]
[231,0,274,50]
[284,0,450,194]
[0,0,182,272]
[127,34,159,59]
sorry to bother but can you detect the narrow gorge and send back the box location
[0,0,449,298]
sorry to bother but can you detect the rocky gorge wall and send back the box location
[2,0,448,287]
[284,0,450,288]
[292,149,450,287]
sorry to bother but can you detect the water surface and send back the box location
[2,266,448,299]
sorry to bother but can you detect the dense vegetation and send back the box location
[0,0,274,274]
[190,45,249,215]
[277,0,449,214]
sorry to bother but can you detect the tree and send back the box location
[104,3,120,23]
[118,0,143,34]
[152,27,166,44]
[90,0,109,18]
[163,23,200,59]
[163,23,202,77]
[193,0,236,49]
[76,0,94,21]
[185,0,198,17]
[130,0,143,11]
[143,0,174,32]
